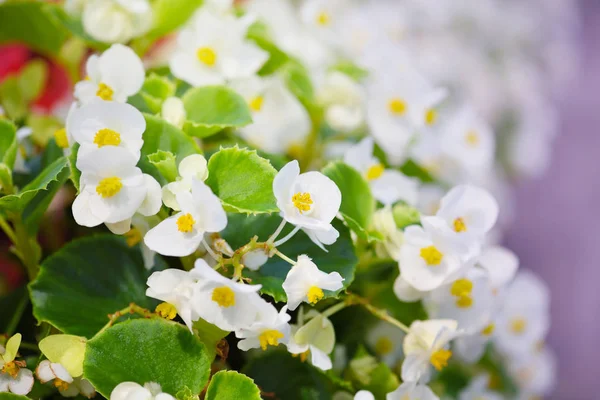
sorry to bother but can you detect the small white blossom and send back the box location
[288,312,336,371]
[282,255,343,311]
[273,160,342,250]
[110,382,174,400]
[316,71,364,132]
[366,321,405,368]
[36,360,95,398]
[74,44,145,105]
[162,154,209,211]
[82,0,153,44]
[0,334,34,396]
[344,137,418,206]
[236,303,292,352]
[145,179,227,257]
[458,374,503,400]
[509,347,556,399]
[370,207,404,260]
[386,382,439,400]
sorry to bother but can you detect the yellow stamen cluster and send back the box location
[54,128,69,149]
[465,130,480,146]
[388,98,407,115]
[249,96,264,112]
[124,227,142,247]
[425,108,437,125]
[54,379,70,391]
[430,348,452,371]
[510,318,527,335]
[316,11,331,26]
[453,217,467,232]
[94,128,121,148]
[96,83,114,101]
[450,278,474,309]
[375,337,393,355]
[197,47,217,66]
[366,164,384,181]
[96,177,123,198]
[259,329,284,350]
[481,323,495,336]
[212,286,236,308]
[1,361,19,378]
[156,302,177,320]
[306,286,324,304]
[420,245,443,266]
[176,213,196,233]
[292,192,313,213]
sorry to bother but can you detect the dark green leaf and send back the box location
[0,119,17,170]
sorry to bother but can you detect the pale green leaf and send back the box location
[39,335,87,378]
[140,74,177,113]
[205,371,261,400]
[149,0,204,39]
[0,120,17,170]
[148,150,178,183]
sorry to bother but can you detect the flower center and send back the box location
[124,227,142,247]
[453,217,467,232]
[176,213,196,233]
[366,163,384,181]
[450,278,473,308]
[316,11,331,26]
[465,130,479,146]
[375,336,394,355]
[197,47,217,66]
[306,286,324,304]
[388,98,407,115]
[430,348,452,371]
[96,82,114,101]
[155,302,177,320]
[96,177,123,198]
[258,329,284,350]
[425,108,437,125]
[54,379,70,391]
[54,128,69,148]
[510,318,527,335]
[94,128,121,148]
[249,96,264,112]
[1,361,19,378]
[292,192,313,213]
[420,245,443,266]
[481,323,495,336]
[212,286,236,308]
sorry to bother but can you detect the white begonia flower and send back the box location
[68,101,145,161]
[161,97,187,129]
[12,127,33,174]
[273,161,342,250]
[440,105,495,172]
[343,137,419,206]
[191,258,263,332]
[386,381,439,400]
[146,268,204,330]
[510,347,556,399]
[145,179,227,257]
[477,245,519,293]
[458,374,503,400]
[0,334,34,396]
[36,360,95,398]
[282,255,343,311]
[370,206,404,260]
[366,60,447,166]
[453,325,495,364]
[398,216,468,292]
[366,321,404,368]
[74,44,145,105]
[161,154,209,211]
[423,268,494,334]
[82,0,153,44]
[72,147,162,233]
[230,76,311,155]
[435,185,499,242]
[300,0,349,42]
[316,71,364,133]
[236,303,292,352]
[169,10,268,87]
[110,382,175,400]
[494,271,550,358]
[402,319,460,383]
[288,312,336,371]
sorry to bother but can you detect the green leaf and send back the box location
[0,77,26,120]
[330,61,369,82]
[68,143,81,192]
[0,119,17,170]
[45,6,108,50]
[400,159,435,183]
[347,348,399,398]
[206,147,278,214]
[139,74,177,114]
[281,61,314,104]
[205,371,261,400]
[0,394,30,400]
[247,22,291,76]
[191,318,228,361]
[139,114,201,184]
[182,86,252,138]
[221,214,357,302]
[243,350,349,400]
[148,150,178,183]
[392,204,421,229]
[149,0,204,39]
[0,157,68,213]
[0,3,67,55]
[84,318,211,398]
[322,162,376,241]
[18,60,48,104]
[29,235,159,337]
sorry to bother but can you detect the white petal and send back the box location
[144,215,203,257]
[273,160,299,208]
[106,218,132,235]
[309,346,332,371]
[178,154,208,181]
[343,137,374,174]
[110,382,144,400]
[370,170,419,206]
[49,362,73,383]
[35,360,55,383]
[78,378,96,398]
[9,368,34,395]
[99,44,145,99]
[191,180,227,233]
[138,175,162,216]
[72,191,104,227]
[354,391,375,400]
[393,275,425,302]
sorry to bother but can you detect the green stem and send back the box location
[347,293,411,334]
[13,220,39,280]
[273,249,296,265]
[5,293,29,336]
[321,301,349,318]
[0,216,17,244]
[97,303,156,334]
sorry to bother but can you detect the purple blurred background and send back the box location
[504,1,599,398]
